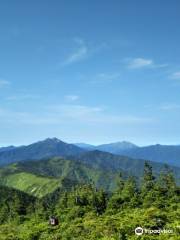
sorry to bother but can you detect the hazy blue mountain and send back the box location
[96,141,138,154]
[75,141,138,153]
[74,143,96,150]
[0,157,121,196]
[75,141,180,167]
[122,144,180,167]
[0,146,16,153]
[0,138,84,166]
[1,138,180,169]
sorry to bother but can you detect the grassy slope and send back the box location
[0,158,119,197]
[0,172,60,198]
[0,151,180,199]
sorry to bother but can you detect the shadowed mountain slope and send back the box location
[0,138,84,166]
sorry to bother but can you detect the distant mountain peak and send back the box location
[96,141,138,154]
[104,141,138,147]
[44,137,62,142]
[0,137,84,166]
[0,145,16,153]
[75,141,138,153]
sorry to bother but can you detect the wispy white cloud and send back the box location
[0,79,10,88]
[155,63,169,68]
[170,71,180,80]
[90,73,121,83]
[46,104,153,125]
[125,57,168,69]
[60,38,108,67]
[127,58,153,69]
[0,108,60,125]
[64,95,79,101]
[48,104,103,119]
[6,94,39,101]
[159,103,180,111]
[63,38,88,65]
[0,104,154,126]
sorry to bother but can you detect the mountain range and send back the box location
[0,138,84,166]
[0,156,120,197]
[0,138,180,168]
[0,146,16,153]
[1,152,180,198]
[0,137,180,199]
[75,141,180,167]
[69,150,180,181]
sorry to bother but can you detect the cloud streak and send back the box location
[127,58,153,69]
[6,94,40,101]
[0,79,10,88]
[64,95,79,101]
[90,73,121,83]
[170,71,180,80]
[126,57,168,69]
[159,103,180,111]
[43,104,153,125]
[0,104,154,126]
[63,38,88,65]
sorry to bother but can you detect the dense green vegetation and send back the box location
[0,157,120,197]
[0,154,180,199]
[0,162,179,239]
[0,172,60,198]
[0,185,36,224]
[70,150,180,184]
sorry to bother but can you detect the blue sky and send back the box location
[0,0,180,146]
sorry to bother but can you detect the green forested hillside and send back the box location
[70,150,180,183]
[0,157,120,197]
[0,172,60,198]
[0,151,180,199]
[0,162,179,239]
[0,185,36,224]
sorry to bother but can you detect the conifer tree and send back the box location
[141,162,155,194]
[141,162,156,207]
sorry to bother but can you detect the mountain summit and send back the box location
[96,141,138,154]
[0,138,84,166]
[75,141,138,154]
